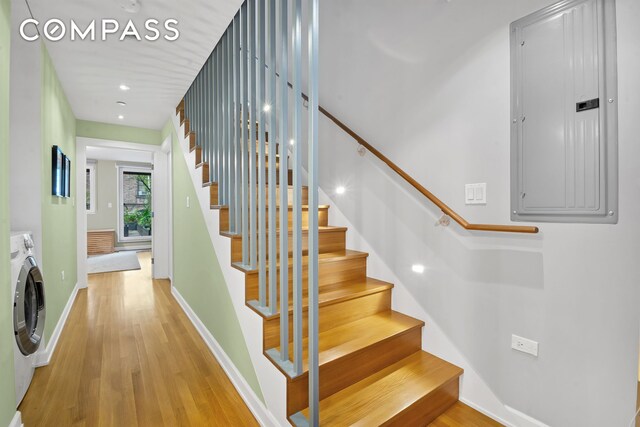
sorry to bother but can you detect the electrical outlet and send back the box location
[511,334,538,357]
[61,270,65,281]
[186,196,190,208]
[108,202,113,208]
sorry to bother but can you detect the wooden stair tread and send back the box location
[232,249,368,274]
[275,311,424,374]
[201,182,306,187]
[263,277,394,320]
[301,351,463,426]
[219,204,330,211]
[316,278,393,307]
[222,225,346,239]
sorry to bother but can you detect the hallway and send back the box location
[19,252,258,426]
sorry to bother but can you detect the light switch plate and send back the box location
[465,183,487,205]
[511,334,539,357]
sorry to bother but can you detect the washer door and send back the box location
[14,256,46,356]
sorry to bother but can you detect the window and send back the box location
[137,179,149,197]
[86,163,96,214]
[118,166,152,241]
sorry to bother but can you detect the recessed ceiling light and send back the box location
[119,84,130,91]
[336,186,346,195]
[411,264,425,274]
[118,115,124,120]
[116,101,127,106]
[289,139,295,145]
[263,104,271,112]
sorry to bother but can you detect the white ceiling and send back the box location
[86,146,153,163]
[26,0,243,130]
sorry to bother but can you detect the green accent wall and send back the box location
[170,125,264,401]
[0,0,17,424]
[161,119,173,142]
[77,120,162,145]
[41,45,77,343]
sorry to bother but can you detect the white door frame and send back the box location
[153,135,173,280]
[117,164,153,243]
[76,137,172,287]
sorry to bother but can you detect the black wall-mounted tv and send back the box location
[52,145,71,198]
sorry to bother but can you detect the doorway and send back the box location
[76,137,171,287]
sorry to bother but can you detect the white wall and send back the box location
[9,0,42,262]
[317,1,640,426]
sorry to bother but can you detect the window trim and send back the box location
[86,162,96,215]
[117,165,153,243]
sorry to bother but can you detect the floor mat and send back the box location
[88,251,141,274]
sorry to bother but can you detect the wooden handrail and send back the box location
[311,99,539,234]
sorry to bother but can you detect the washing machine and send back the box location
[10,231,46,405]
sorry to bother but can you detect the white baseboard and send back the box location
[9,411,23,427]
[34,282,80,367]
[459,398,513,426]
[504,405,550,427]
[457,398,549,427]
[171,285,280,427]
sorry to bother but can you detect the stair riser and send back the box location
[230,230,346,263]
[219,207,328,233]
[286,327,423,416]
[262,289,392,350]
[244,256,367,292]
[256,168,293,186]
[183,120,190,137]
[208,185,308,207]
[382,379,459,427]
[207,184,218,206]
[197,149,285,181]
[196,163,209,185]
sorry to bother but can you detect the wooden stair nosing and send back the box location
[259,279,393,355]
[248,277,394,321]
[227,226,347,265]
[219,204,330,213]
[267,311,425,378]
[231,249,369,274]
[297,351,464,426]
[277,311,426,415]
[226,225,347,240]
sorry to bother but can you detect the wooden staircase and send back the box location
[176,103,501,426]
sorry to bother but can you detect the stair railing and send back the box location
[182,0,320,425]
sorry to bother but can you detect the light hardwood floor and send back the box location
[19,252,258,427]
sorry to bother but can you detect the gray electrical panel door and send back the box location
[510,0,618,224]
